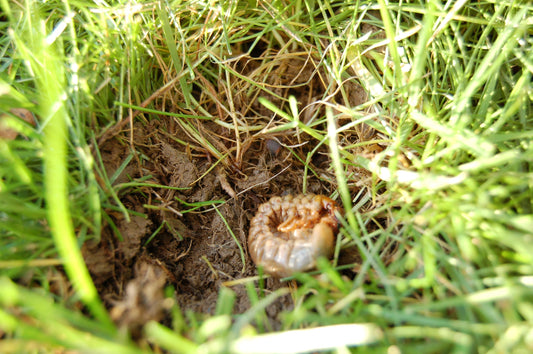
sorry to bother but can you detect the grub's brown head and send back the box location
[317,195,343,232]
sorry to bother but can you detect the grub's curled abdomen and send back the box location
[248,194,342,277]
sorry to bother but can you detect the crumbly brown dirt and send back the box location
[84,41,382,334]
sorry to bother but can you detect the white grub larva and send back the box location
[248,194,342,277]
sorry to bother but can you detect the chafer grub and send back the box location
[248,194,342,277]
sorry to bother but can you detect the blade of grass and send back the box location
[214,205,246,273]
[326,107,356,234]
[157,1,192,107]
[376,0,404,89]
[12,3,113,328]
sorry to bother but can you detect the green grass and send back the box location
[1,0,532,353]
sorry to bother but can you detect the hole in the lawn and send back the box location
[88,34,374,334]
[239,33,268,58]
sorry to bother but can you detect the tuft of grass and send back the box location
[1,0,532,353]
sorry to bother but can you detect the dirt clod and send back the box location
[110,256,168,337]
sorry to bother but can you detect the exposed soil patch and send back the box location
[84,36,387,334]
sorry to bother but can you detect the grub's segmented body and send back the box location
[248,194,342,277]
